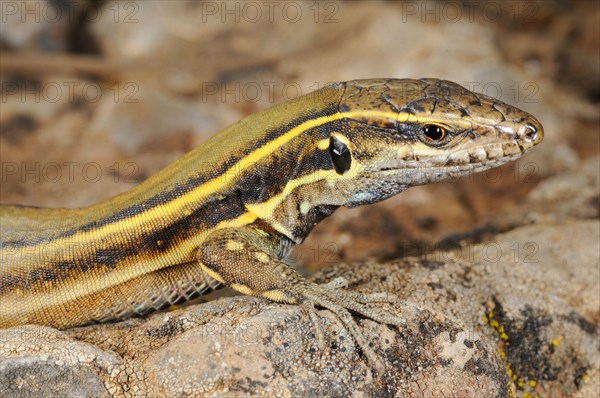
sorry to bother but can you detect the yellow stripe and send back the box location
[245,160,363,237]
[342,110,405,122]
[1,212,258,316]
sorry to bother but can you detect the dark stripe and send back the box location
[141,191,246,253]
[0,194,246,293]
[235,126,338,205]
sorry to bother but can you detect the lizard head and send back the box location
[324,78,544,207]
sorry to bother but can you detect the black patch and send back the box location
[54,260,80,273]
[236,168,268,203]
[329,135,352,174]
[488,298,561,382]
[234,136,334,205]
[134,105,336,208]
[0,268,41,291]
[291,204,339,240]
[234,125,340,205]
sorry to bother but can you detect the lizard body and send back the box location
[0,78,543,366]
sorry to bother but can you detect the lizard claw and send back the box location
[300,300,327,350]
[292,281,406,372]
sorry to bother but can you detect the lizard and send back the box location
[0,78,543,368]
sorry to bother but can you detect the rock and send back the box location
[2,216,597,396]
[0,326,118,397]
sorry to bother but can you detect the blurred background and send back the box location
[1,0,598,270]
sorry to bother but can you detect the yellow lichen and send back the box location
[551,335,563,347]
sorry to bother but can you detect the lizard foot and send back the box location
[293,281,406,372]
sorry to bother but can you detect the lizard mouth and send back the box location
[381,138,531,172]
[371,150,523,185]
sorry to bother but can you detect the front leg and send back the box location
[197,226,405,370]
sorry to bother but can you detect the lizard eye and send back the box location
[329,134,352,174]
[422,124,446,142]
